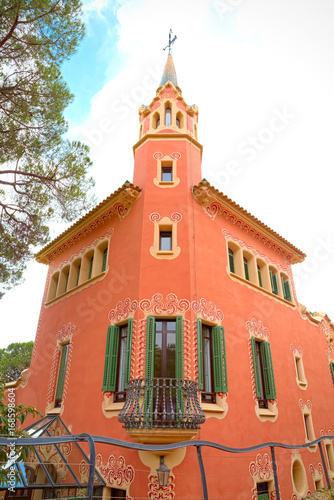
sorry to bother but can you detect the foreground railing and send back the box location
[118,378,206,429]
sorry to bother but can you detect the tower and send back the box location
[3,40,334,500]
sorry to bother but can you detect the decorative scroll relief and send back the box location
[108,298,138,323]
[193,185,294,262]
[46,323,75,412]
[148,473,175,500]
[140,293,190,315]
[319,318,334,348]
[96,454,135,500]
[246,318,270,341]
[137,294,190,378]
[250,453,276,500]
[309,463,324,478]
[192,298,224,324]
[299,399,312,411]
[290,344,303,356]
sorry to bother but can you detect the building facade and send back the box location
[3,52,334,500]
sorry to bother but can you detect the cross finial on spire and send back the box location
[163,29,177,55]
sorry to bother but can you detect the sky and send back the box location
[1,0,334,348]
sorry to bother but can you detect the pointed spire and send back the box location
[160,53,178,87]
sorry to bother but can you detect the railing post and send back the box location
[196,445,208,500]
[270,446,281,500]
[318,440,331,489]
[80,433,96,500]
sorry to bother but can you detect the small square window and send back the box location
[159,231,172,251]
[161,166,172,182]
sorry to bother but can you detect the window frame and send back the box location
[251,337,277,408]
[54,343,70,408]
[197,319,228,403]
[102,320,133,401]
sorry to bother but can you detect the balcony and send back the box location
[118,378,206,443]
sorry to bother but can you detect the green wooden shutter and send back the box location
[197,319,203,390]
[284,281,292,301]
[251,337,261,398]
[145,316,155,378]
[270,271,278,295]
[212,326,227,392]
[102,248,108,272]
[124,319,133,389]
[221,327,228,392]
[330,363,334,383]
[244,259,249,281]
[102,325,119,391]
[175,316,183,379]
[64,271,69,292]
[145,317,155,423]
[55,343,69,401]
[258,493,269,500]
[228,250,235,273]
[257,267,263,287]
[76,265,81,286]
[88,257,94,279]
[260,341,277,399]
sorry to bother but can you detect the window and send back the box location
[76,264,81,286]
[88,256,94,279]
[161,166,173,182]
[228,248,235,273]
[243,257,250,281]
[292,458,308,497]
[47,272,59,300]
[159,230,172,251]
[269,268,279,295]
[55,343,69,407]
[295,356,307,387]
[325,443,334,472]
[251,338,276,408]
[303,413,315,443]
[145,317,183,379]
[176,111,183,129]
[197,320,228,403]
[102,320,133,401]
[153,112,160,129]
[257,266,263,287]
[110,489,126,499]
[165,107,171,126]
[102,248,108,272]
[257,482,269,500]
[281,274,292,301]
[330,362,334,384]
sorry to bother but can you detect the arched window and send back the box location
[156,117,160,127]
[176,111,183,129]
[176,118,180,128]
[165,107,171,127]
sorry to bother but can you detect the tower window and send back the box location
[156,118,160,127]
[165,107,171,127]
[176,118,180,128]
[161,166,172,182]
[257,481,269,500]
[159,231,172,251]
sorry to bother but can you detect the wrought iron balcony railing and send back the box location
[118,378,206,430]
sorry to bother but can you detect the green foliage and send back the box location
[0,377,42,486]
[0,341,34,382]
[0,0,96,297]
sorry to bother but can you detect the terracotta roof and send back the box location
[35,182,141,264]
[192,179,306,264]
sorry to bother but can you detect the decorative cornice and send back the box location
[35,182,141,264]
[133,133,202,156]
[192,180,306,264]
